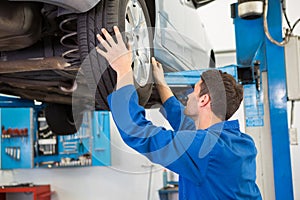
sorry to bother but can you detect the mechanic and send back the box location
[96,26,262,199]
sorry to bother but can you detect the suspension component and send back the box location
[58,15,80,92]
[59,15,80,66]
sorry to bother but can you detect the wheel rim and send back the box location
[125,0,151,87]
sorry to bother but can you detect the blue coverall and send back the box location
[108,85,262,200]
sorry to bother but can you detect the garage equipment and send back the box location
[0,94,111,169]
[0,107,33,169]
[164,0,294,199]
[232,0,293,199]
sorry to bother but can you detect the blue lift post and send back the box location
[233,0,294,199]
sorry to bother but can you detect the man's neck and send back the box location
[195,113,222,130]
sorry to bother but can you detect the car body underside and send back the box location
[0,1,91,106]
[0,0,215,134]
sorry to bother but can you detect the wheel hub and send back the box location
[125,0,151,87]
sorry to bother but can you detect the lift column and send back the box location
[232,0,294,199]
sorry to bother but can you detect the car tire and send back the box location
[77,0,153,110]
[45,103,84,135]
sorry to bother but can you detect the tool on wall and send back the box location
[37,110,58,156]
[2,127,28,138]
[5,147,21,160]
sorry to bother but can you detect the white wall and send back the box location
[197,0,237,51]
[285,1,300,195]
[289,101,300,200]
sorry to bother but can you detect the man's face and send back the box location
[184,80,202,118]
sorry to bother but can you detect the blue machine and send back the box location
[232,0,294,199]
[0,96,111,169]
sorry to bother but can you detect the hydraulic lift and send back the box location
[233,0,293,199]
[165,0,294,199]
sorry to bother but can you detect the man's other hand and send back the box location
[152,57,167,87]
[152,57,173,104]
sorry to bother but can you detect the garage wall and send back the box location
[0,0,299,200]
[286,0,300,196]
[288,102,300,200]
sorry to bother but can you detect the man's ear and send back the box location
[199,94,210,107]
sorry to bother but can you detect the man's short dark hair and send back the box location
[200,70,244,120]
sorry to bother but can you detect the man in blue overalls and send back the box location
[96,26,262,200]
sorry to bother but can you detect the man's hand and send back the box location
[96,26,133,88]
[152,57,167,86]
[151,57,173,104]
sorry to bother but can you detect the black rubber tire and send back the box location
[45,103,84,135]
[77,0,153,110]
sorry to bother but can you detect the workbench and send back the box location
[0,184,51,200]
